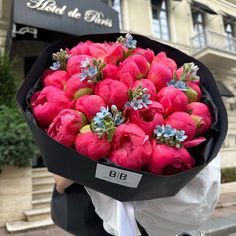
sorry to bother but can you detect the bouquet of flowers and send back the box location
[16,33,227,201]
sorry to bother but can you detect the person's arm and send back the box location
[52,174,74,193]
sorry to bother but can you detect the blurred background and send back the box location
[0,0,236,235]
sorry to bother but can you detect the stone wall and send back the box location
[0,166,32,226]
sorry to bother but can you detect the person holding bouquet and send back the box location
[16,34,227,236]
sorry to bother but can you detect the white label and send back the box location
[95,164,142,188]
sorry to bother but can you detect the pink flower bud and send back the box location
[186,102,212,135]
[67,55,91,76]
[75,95,106,121]
[89,43,108,59]
[152,52,177,72]
[165,111,196,141]
[42,70,70,89]
[102,64,119,80]
[104,43,125,65]
[47,109,86,147]
[128,102,164,136]
[147,64,172,91]
[64,74,94,99]
[148,142,195,175]
[124,55,150,79]
[157,87,188,115]
[132,48,155,64]
[109,123,152,170]
[185,81,202,102]
[133,79,157,100]
[70,41,93,56]
[95,79,129,110]
[75,131,111,161]
[31,86,70,126]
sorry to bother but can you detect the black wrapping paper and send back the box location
[16,33,228,201]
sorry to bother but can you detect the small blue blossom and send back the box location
[154,125,165,137]
[141,94,152,107]
[175,130,188,142]
[88,66,98,77]
[124,34,137,49]
[163,125,177,138]
[79,69,88,81]
[167,80,188,91]
[80,58,90,68]
[131,99,143,110]
[50,61,60,70]
[96,106,112,119]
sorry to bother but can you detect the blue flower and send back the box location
[131,99,143,110]
[124,34,137,49]
[167,80,188,91]
[141,93,152,107]
[96,106,112,119]
[154,125,165,137]
[50,61,60,70]
[79,69,88,81]
[88,66,98,77]
[80,58,90,68]
[175,130,188,142]
[163,125,176,138]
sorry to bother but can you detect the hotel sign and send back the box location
[13,0,120,35]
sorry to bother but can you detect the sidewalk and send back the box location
[199,182,236,236]
[0,182,236,236]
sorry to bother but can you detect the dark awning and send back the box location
[192,1,217,15]
[216,81,234,97]
[223,12,236,22]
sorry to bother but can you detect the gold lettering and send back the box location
[27,0,66,15]
[84,10,112,27]
[68,8,81,20]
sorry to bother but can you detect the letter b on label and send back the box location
[109,170,127,180]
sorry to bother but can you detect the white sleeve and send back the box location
[135,154,221,236]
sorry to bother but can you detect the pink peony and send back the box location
[147,64,173,91]
[157,87,189,115]
[95,79,129,110]
[123,55,150,79]
[152,52,177,72]
[186,102,212,135]
[64,74,94,99]
[185,81,202,102]
[89,43,108,59]
[67,55,91,76]
[102,64,119,80]
[75,95,106,121]
[42,70,70,89]
[148,142,195,175]
[132,48,155,64]
[104,43,125,65]
[70,41,92,56]
[165,111,196,141]
[31,86,70,126]
[132,79,157,100]
[75,131,111,160]
[109,123,152,170]
[47,109,86,147]
[128,102,165,136]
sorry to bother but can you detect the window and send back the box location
[101,0,122,28]
[152,0,170,41]
[224,19,236,52]
[192,10,206,48]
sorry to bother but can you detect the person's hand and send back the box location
[52,174,74,194]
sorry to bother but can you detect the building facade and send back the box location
[0,0,235,231]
